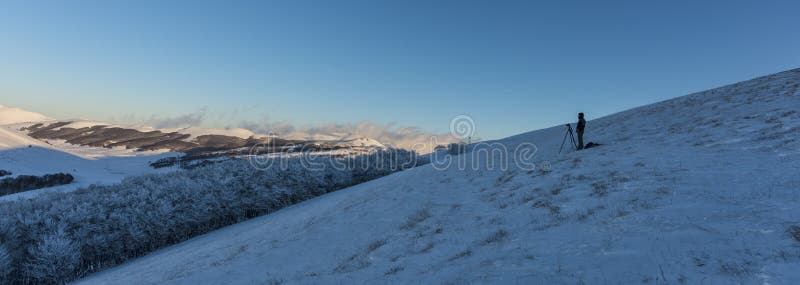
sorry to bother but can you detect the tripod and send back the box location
[559,124,578,154]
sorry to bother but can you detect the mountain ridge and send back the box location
[0,106,394,199]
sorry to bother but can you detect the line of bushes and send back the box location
[0,149,417,284]
[0,173,74,197]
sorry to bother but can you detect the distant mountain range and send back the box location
[1,105,389,156]
[0,104,391,197]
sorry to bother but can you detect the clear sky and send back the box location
[1,0,798,140]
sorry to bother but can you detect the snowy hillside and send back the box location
[303,137,387,151]
[0,104,50,125]
[75,69,800,285]
[333,137,386,148]
[165,126,256,140]
[0,123,176,200]
[0,105,392,200]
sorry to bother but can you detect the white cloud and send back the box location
[148,108,207,129]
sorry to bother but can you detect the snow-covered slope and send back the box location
[304,137,387,150]
[334,137,386,148]
[22,119,392,155]
[0,108,177,199]
[31,120,256,140]
[0,104,50,125]
[0,107,392,200]
[164,126,256,140]
[78,68,800,284]
[287,133,387,148]
[0,123,177,200]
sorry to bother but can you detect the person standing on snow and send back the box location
[576,113,586,150]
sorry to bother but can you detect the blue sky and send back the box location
[1,0,798,140]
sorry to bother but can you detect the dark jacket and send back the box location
[576,117,586,132]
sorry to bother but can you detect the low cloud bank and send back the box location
[148,108,207,129]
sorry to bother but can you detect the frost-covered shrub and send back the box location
[789,225,800,242]
[0,244,12,284]
[0,173,74,196]
[350,149,418,183]
[448,143,466,155]
[23,228,80,284]
[0,149,416,284]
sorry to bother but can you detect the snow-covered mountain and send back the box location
[0,106,392,199]
[0,119,176,200]
[0,114,171,199]
[0,104,50,125]
[14,118,390,155]
[75,68,800,284]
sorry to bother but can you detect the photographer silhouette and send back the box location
[576,112,586,150]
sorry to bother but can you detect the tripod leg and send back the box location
[569,129,578,150]
[559,128,569,154]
